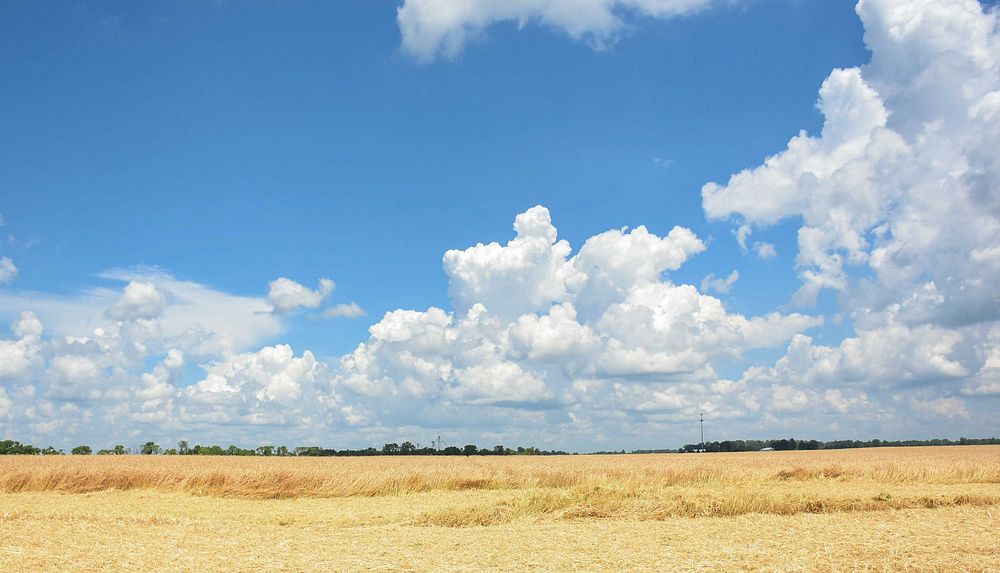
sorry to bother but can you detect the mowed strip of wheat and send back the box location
[1,447,998,571]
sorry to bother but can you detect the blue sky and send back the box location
[1,0,998,450]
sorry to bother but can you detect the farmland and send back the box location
[1,446,998,571]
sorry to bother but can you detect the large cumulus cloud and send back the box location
[336,206,821,438]
[702,0,1000,435]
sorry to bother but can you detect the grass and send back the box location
[1,446,998,571]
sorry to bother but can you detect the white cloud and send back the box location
[106,281,167,321]
[0,270,285,358]
[962,327,1000,397]
[701,270,739,294]
[743,320,970,392]
[0,312,43,380]
[508,302,599,363]
[397,0,720,61]
[267,277,335,314]
[910,395,970,421]
[449,361,553,406]
[181,345,338,427]
[0,270,307,443]
[702,0,1000,322]
[49,355,103,384]
[444,206,585,320]
[769,385,814,413]
[753,242,777,259]
[0,256,16,284]
[337,206,818,425]
[163,348,184,369]
[573,223,705,318]
[0,271,349,441]
[823,388,871,414]
[322,302,366,319]
[0,387,11,418]
[696,0,1000,435]
[12,310,43,338]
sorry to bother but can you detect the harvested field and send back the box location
[1,446,998,571]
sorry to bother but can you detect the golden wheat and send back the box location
[1,446,998,571]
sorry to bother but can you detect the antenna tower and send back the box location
[699,413,705,452]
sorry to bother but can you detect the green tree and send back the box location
[276,445,289,457]
[382,443,400,454]
[462,444,478,456]
[71,445,92,455]
[257,445,274,456]
[141,442,162,455]
[112,444,127,455]
[178,440,190,455]
[0,440,41,455]
[400,441,416,454]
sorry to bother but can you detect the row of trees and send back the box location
[679,437,1000,452]
[0,440,63,455]
[6,437,998,456]
[0,439,569,456]
[295,443,567,456]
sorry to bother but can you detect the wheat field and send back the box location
[1,446,998,571]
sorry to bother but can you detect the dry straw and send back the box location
[2,446,997,523]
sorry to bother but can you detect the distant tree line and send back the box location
[679,437,1000,453]
[3,437,997,456]
[0,438,569,456]
[294,443,570,456]
[0,440,64,455]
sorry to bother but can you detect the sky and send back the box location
[1,0,998,451]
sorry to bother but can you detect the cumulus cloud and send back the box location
[701,0,1000,432]
[703,0,1000,322]
[742,322,969,392]
[0,270,354,445]
[0,256,16,284]
[322,303,366,319]
[267,277,335,314]
[0,312,43,379]
[106,281,167,321]
[12,310,43,338]
[397,0,722,61]
[337,205,819,432]
[181,345,339,427]
[961,327,1000,397]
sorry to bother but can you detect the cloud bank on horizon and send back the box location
[1,0,998,449]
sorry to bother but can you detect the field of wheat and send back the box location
[1,446,998,571]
